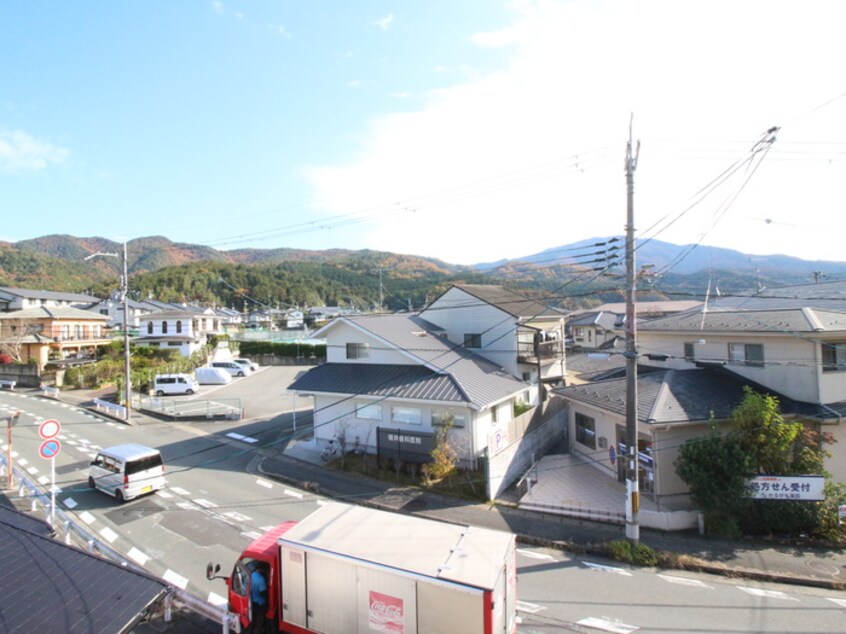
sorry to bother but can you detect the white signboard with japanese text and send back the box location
[746,475,825,501]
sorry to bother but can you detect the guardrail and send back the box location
[137,395,243,420]
[92,398,128,419]
[1,455,240,633]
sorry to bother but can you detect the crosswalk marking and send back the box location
[99,526,118,543]
[128,547,150,565]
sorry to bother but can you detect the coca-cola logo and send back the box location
[369,591,404,633]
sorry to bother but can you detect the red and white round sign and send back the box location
[39,419,61,440]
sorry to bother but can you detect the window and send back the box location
[491,405,498,424]
[522,371,532,382]
[728,343,764,367]
[176,320,182,334]
[822,343,846,372]
[356,403,381,420]
[346,342,369,359]
[392,406,421,425]
[464,333,482,349]
[147,322,153,334]
[162,321,168,334]
[576,413,597,449]
[683,342,695,361]
[432,409,466,428]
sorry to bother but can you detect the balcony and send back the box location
[517,338,563,364]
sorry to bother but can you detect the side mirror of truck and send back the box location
[206,562,221,580]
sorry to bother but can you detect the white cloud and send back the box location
[211,0,224,15]
[270,24,292,38]
[374,14,394,31]
[304,0,846,264]
[0,130,69,172]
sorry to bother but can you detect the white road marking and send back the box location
[224,511,252,522]
[577,616,639,633]
[177,502,199,511]
[208,593,227,606]
[26,466,38,475]
[17,458,27,466]
[516,549,558,562]
[157,490,173,499]
[242,530,262,541]
[50,484,62,494]
[11,451,18,458]
[38,476,49,485]
[63,498,78,509]
[259,525,277,532]
[256,478,272,488]
[169,487,191,496]
[583,562,633,576]
[128,547,150,565]
[163,569,189,590]
[516,600,546,614]
[226,432,258,443]
[736,586,798,601]
[826,598,846,608]
[79,511,96,525]
[284,489,303,499]
[658,574,712,588]
[99,526,119,543]
[194,499,218,508]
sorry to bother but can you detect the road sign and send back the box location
[39,419,61,439]
[39,439,61,460]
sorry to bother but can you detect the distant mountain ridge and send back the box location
[478,237,846,280]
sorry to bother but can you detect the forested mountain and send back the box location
[1,234,841,311]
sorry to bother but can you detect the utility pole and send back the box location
[624,117,640,544]
[86,241,132,423]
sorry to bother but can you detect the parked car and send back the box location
[233,358,259,372]
[212,361,252,377]
[153,373,199,396]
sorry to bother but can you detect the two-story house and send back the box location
[288,313,531,468]
[419,285,565,404]
[84,291,154,331]
[134,308,222,358]
[553,281,846,508]
[0,306,111,370]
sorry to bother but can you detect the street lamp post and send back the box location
[85,241,132,423]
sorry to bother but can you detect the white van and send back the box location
[88,444,166,502]
[212,361,252,377]
[153,373,199,396]
[195,366,232,385]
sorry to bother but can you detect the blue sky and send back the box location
[2,1,845,266]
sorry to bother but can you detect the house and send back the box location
[307,306,346,327]
[0,306,111,370]
[566,311,622,350]
[288,312,531,467]
[554,280,846,506]
[84,290,153,330]
[134,307,222,358]
[419,284,565,404]
[282,308,305,329]
[0,287,101,312]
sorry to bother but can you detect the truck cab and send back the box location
[210,521,296,632]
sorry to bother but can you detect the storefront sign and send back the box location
[377,427,435,463]
[488,427,510,456]
[746,475,825,501]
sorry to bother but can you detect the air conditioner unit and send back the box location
[598,437,608,449]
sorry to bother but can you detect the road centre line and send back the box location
[736,586,798,601]
[577,616,639,633]
[657,574,712,588]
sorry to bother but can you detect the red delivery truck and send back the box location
[207,501,517,634]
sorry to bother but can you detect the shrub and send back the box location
[606,540,659,567]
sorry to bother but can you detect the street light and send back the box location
[85,241,132,423]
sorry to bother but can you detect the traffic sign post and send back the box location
[38,422,62,526]
[5,411,20,490]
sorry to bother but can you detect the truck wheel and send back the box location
[88,476,95,489]
[115,489,125,503]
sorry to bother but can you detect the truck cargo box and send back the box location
[277,502,516,634]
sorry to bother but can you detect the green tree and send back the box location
[731,387,805,474]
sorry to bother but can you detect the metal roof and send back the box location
[0,287,101,302]
[637,306,846,334]
[289,363,466,403]
[280,502,514,591]
[317,313,529,408]
[553,368,816,425]
[439,284,563,320]
[0,507,168,633]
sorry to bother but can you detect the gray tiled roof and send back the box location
[567,311,621,330]
[0,287,100,302]
[553,368,811,425]
[638,307,846,333]
[313,313,529,407]
[0,306,109,321]
[289,363,466,403]
[0,508,167,632]
[448,284,563,319]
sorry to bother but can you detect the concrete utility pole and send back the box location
[86,241,132,423]
[624,117,641,544]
